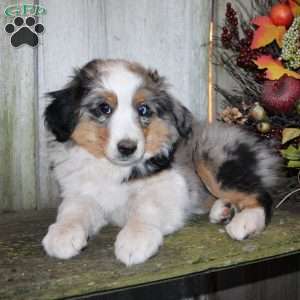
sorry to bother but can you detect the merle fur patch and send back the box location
[217,142,272,222]
[125,145,176,182]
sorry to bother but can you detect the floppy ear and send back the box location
[154,93,193,139]
[45,85,81,142]
[147,68,193,139]
[171,99,193,138]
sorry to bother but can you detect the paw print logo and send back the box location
[5,16,44,47]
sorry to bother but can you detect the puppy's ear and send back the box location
[148,69,161,83]
[45,83,82,142]
[171,100,193,138]
[45,60,102,142]
[154,93,193,138]
[147,68,167,90]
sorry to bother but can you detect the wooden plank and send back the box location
[201,254,300,300]
[37,0,210,208]
[0,0,37,210]
[0,209,299,299]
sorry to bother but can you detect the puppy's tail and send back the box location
[193,122,280,222]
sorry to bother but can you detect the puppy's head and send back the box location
[45,59,192,167]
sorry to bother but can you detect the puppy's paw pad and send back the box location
[115,225,163,266]
[209,199,237,224]
[42,223,87,259]
[225,208,265,240]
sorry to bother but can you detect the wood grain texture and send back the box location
[37,0,211,208]
[0,0,37,210]
[0,209,299,299]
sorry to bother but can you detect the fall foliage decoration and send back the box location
[253,55,300,80]
[270,3,294,27]
[250,16,286,48]
[219,106,247,125]
[261,75,300,113]
[215,0,300,175]
[281,16,300,69]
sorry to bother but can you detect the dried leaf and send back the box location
[250,16,286,48]
[253,55,300,80]
[287,160,300,168]
[281,145,300,160]
[282,128,300,144]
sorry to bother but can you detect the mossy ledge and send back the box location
[0,209,299,300]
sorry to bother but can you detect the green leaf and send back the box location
[281,145,300,160]
[282,128,300,144]
[287,160,300,168]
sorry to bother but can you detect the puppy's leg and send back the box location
[194,123,279,240]
[226,207,266,240]
[196,160,273,241]
[114,216,163,266]
[196,150,272,240]
[215,191,270,240]
[209,199,238,224]
[42,197,106,259]
[115,170,189,266]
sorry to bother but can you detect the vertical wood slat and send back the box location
[0,1,37,210]
[37,0,211,208]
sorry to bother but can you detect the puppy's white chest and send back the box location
[55,147,131,213]
[95,176,130,215]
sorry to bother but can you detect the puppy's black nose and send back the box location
[117,139,137,156]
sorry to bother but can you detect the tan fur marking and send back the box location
[196,161,221,198]
[133,89,153,106]
[97,91,118,108]
[220,191,260,209]
[204,195,217,210]
[127,61,148,78]
[71,121,108,158]
[196,161,261,209]
[144,118,171,155]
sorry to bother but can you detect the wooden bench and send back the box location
[0,209,299,300]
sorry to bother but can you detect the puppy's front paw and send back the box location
[42,222,87,259]
[225,208,266,240]
[115,225,163,266]
[209,199,237,224]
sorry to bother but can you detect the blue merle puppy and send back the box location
[42,59,279,266]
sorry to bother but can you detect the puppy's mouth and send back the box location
[106,154,144,166]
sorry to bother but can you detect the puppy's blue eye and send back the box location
[99,102,112,115]
[137,104,150,117]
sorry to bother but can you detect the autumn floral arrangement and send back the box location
[215,0,300,203]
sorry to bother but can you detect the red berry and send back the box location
[269,3,293,27]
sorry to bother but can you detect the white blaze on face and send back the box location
[103,64,145,165]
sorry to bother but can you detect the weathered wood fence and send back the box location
[0,0,212,211]
[2,4,300,300]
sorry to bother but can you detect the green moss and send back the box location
[0,209,299,300]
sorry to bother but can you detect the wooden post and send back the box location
[0,0,37,210]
